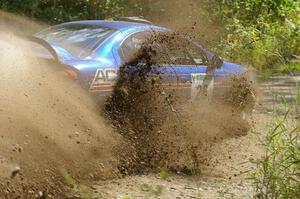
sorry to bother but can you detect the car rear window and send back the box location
[35,23,116,58]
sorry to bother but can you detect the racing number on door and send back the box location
[191,73,206,99]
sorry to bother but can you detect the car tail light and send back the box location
[65,69,78,79]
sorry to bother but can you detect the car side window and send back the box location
[186,42,208,66]
[162,41,195,65]
[162,38,208,66]
[119,31,208,66]
[148,36,208,66]
[120,31,150,63]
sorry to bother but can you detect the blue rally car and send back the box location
[31,18,252,100]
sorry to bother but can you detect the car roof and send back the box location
[66,20,155,31]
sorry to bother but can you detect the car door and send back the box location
[152,36,210,99]
[118,31,210,98]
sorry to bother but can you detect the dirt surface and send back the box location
[91,85,279,199]
[91,74,299,199]
[90,111,270,198]
[258,74,300,113]
[93,174,253,199]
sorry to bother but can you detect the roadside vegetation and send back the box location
[0,0,299,73]
[210,0,300,73]
[251,88,300,199]
[252,116,299,198]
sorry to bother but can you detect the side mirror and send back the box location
[211,54,223,69]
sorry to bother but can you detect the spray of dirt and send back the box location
[105,32,176,174]
[0,11,121,198]
[105,32,255,175]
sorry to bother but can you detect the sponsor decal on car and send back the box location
[191,73,206,99]
[89,68,117,92]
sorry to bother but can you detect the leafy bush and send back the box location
[220,17,299,70]
[0,0,134,24]
[207,0,300,71]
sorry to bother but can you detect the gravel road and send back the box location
[91,74,300,199]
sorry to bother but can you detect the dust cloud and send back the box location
[0,11,121,197]
[148,0,223,47]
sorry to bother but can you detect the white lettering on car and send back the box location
[91,68,117,85]
[90,68,117,91]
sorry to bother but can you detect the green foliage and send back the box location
[0,0,137,24]
[61,169,78,189]
[251,106,300,198]
[141,183,164,197]
[159,169,170,180]
[211,0,300,71]
[61,169,93,199]
[273,63,300,74]
[212,0,299,23]
[296,82,300,118]
[219,16,300,70]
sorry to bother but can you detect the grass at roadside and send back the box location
[250,92,300,199]
[258,63,300,80]
[61,169,93,199]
